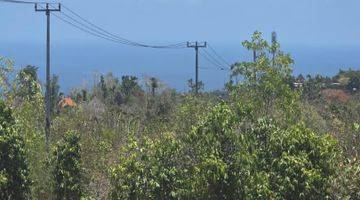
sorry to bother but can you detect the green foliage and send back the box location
[188,78,204,94]
[109,133,185,200]
[184,104,339,199]
[110,101,340,199]
[16,65,41,101]
[93,73,143,105]
[335,69,360,92]
[267,123,339,199]
[0,57,14,101]
[0,31,358,199]
[331,159,360,199]
[231,31,300,124]
[52,131,83,200]
[149,77,159,96]
[51,74,61,114]
[170,94,215,135]
[184,102,241,199]
[121,75,142,103]
[0,101,31,199]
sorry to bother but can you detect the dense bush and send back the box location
[331,159,360,199]
[0,101,31,199]
[52,131,83,200]
[109,133,185,200]
[109,102,340,199]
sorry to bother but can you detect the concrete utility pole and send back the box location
[35,3,61,152]
[187,41,207,94]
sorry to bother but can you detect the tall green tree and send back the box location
[17,65,41,101]
[231,31,299,123]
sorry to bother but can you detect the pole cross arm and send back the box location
[35,3,61,12]
[187,41,207,48]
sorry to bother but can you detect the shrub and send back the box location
[331,159,360,199]
[52,131,83,200]
[109,102,341,199]
[109,133,185,200]
[0,101,31,199]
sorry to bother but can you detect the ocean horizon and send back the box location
[1,42,360,93]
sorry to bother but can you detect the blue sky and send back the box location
[1,0,360,45]
[1,0,360,91]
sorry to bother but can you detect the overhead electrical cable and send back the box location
[199,50,228,71]
[202,49,229,69]
[60,5,186,49]
[207,43,231,66]
[51,12,132,45]
[1,0,232,67]
[0,0,37,4]
[0,0,50,4]
[48,4,187,49]
[199,67,230,71]
[51,7,138,46]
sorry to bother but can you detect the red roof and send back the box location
[58,97,76,108]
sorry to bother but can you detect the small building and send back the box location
[58,97,76,109]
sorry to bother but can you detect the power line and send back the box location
[207,43,231,66]
[199,50,228,71]
[51,11,187,49]
[60,5,186,49]
[202,49,229,69]
[0,0,49,4]
[199,67,230,71]
[51,7,136,46]
[60,4,140,46]
[52,4,187,49]
[51,12,131,45]
[1,0,188,49]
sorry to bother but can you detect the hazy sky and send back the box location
[1,0,359,46]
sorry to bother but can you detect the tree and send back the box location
[231,31,299,123]
[0,100,31,199]
[99,75,108,100]
[121,75,141,103]
[150,77,159,96]
[16,65,41,101]
[347,76,360,92]
[52,131,83,200]
[50,74,61,115]
[187,78,204,94]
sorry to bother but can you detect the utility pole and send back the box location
[187,41,207,94]
[35,3,61,152]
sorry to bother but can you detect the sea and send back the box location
[1,42,360,93]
